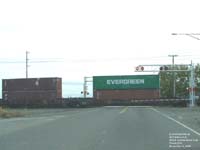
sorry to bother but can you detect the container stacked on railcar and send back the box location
[93,75,160,102]
[2,78,62,107]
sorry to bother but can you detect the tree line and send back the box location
[160,64,200,98]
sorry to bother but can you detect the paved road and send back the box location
[0,106,199,150]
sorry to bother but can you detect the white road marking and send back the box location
[104,106,125,108]
[46,118,56,121]
[119,107,128,114]
[127,106,152,108]
[151,107,200,136]
[104,106,152,108]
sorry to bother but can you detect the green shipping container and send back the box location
[93,75,159,90]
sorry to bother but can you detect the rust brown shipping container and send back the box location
[2,78,62,91]
[2,78,62,103]
[94,89,160,100]
[3,91,59,100]
[3,91,57,105]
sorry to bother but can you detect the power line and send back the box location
[0,60,63,64]
[172,33,200,40]
[0,55,200,64]
[0,61,25,64]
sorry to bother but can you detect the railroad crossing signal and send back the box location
[81,91,89,95]
[82,77,93,98]
[135,63,195,107]
[135,64,189,72]
[159,66,168,71]
[135,66,144,71]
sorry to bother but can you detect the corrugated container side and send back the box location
[3,91,57,100]
[93,75,159,90]
[56,78,62,98]
[3,78,61,91]
[94,89,160,100]
[2,78,62,103]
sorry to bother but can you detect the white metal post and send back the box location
[83,77,87,98]
[189,62,195,107]
[83,77,93,98]
[26,51,29,78]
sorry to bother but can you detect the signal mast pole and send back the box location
[172,32,200,106]
[82,77,93,98]
[189,61,195,106]
[26,51,29,78]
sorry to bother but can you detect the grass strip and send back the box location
[0,107,24,118]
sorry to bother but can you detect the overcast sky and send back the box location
[0,0,200,96]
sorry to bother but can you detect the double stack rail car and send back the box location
[0,97,189,108]
[0,76,190,108]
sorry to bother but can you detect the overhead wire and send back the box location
[0,55,199,64]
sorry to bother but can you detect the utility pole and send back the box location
[26,51,29,78]
[168,54,178,98]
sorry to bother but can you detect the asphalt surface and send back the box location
[155,107,200,133]
[0,106,200,150]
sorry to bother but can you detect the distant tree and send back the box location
[159,65,189,98]
[159,67,172,98]
[195,64,200,95]
[175,65,189,98]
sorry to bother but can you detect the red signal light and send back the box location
[141,66,144,71]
